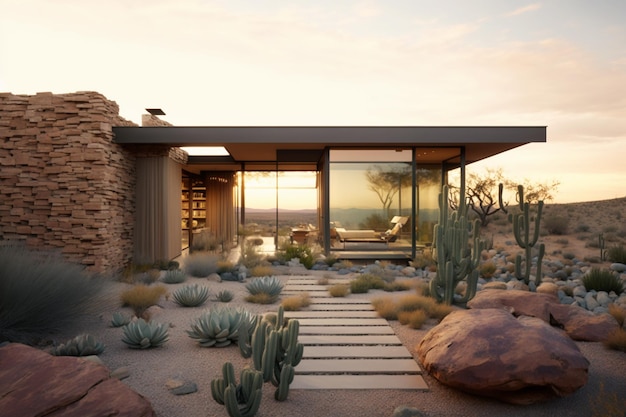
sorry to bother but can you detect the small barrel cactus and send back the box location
[172,284,210,307]
[216,289,234,303]
[122,319,169,349]
[50,333,105,356]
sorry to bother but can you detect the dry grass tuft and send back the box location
[120,284,167,319]
[317,277,330,285]
[249,265,275,277]
[396,294,436,313]
[397,310,428,329]
[244,293,276,304]
[328,284,349,297]
[608,304,626,327]
[371,297,398,320]
[281,293,312,311]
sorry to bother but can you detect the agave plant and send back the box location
[216,290,234,303]
[50,333,105,356]
[161,269,187,284]
[245,276,283,297]
[110,311,132,327]
[172,284,210,307]
[121,319,169,349]
[187,307,258,348]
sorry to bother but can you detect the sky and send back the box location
[1,0,625,204]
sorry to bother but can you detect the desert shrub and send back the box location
[244,293,276,304]
[349,279,371,294]
[336,260,354,269]
[249,265,274,277]
[0,246,107,344]
[414,281,430,297]
[172,284,210,307]
[122,319,169,349]
[50,333,105,356]
[410,252,435,270]
[575,224,590,233]
[216,290,234,303]
[608,304,626,327]
[184,252,219,277]
[191,230,220,252]
[397,310,428,329]
[328,284,349,297]
[582,268,624,294]
[544,215,569,235]
[120,284,167,319]
[479,260,497,279]
[371,297,398,320]
[428,303,454,321]
[607,245,626,264]
[383,281,413,292]
[396,294,436,313]
[323,254,339,267]
[240,241,265,268]
[281,293,311,311]
[161,269,186,284]
[216,260,235,273]
[281,244,315,269]
[317,277,330,285]
[603,328,626,352]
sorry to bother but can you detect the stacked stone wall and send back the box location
[0,91,137,273]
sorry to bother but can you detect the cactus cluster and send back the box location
[121,318,169,349]
[252,306,304,401]
[50,333,105,356]
[187,307,258,349]
[430,185,485,305]
[211,362,263,417]
[172,284,210,307]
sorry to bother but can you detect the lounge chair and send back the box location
[333,216,408,248]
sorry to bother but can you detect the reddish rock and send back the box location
[467,289,619,341]
[0,343,155,417]
[417,309,589,405]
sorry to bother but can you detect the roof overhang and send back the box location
[112,126,546,172]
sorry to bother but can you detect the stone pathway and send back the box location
[282,276,428,390]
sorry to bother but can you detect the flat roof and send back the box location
[113,126,546,171]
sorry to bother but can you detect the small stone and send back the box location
[110,366,130,380]
[483,281,507,290]
[169,381,197,395]
[573,286,587,298]
[392,405,426,417]
[584,293,599,311]
[596,291,611,307]
[610,263,626,273]
[80,355,105,366]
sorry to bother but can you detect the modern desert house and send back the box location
[0,91,546,273]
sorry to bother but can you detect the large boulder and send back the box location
[0,343,155,417]
[417,309,589,405]
[467,289,619,341]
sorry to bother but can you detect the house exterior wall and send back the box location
[0,91,137,273]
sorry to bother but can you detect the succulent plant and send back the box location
[121,319,169,349]
[161,269,187,284]
[187,307,258,348]
[211,362,263,417]
[172,284,210,307]
[50,333,105,356]
[110,311,132,327]
[245,276,283,298]
[216,290,234,303]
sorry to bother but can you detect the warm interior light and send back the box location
[181,146,230,156]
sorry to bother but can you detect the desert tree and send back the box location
[365,164,412,220]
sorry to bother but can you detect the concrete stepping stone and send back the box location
[299,335,402,345]
[285,311,379,318]
[304,345,412,359]
[308,302,374,311]
[296,359,421,374]
[283,284,329,291]
[299,326,395,335]
[282,290,330,297]
[296,318,388,326]
[291,375,428,390]
[312,297,371,304]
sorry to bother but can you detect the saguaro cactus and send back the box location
[502,185,545,286]
[252,306,304,401]
[211,362,263,417]
[430,185,485,305]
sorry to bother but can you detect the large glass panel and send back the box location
[415,166,442,243]
[329,149,412,251]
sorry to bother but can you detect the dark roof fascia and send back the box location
[112,126,546,146]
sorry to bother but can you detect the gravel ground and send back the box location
[63,268,626,417]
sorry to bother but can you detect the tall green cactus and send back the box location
[505,185,545,286]
[430,185,484,305]
[211,362,263,417]
[252,306,304,401]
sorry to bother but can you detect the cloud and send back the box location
[505,3,542,17]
